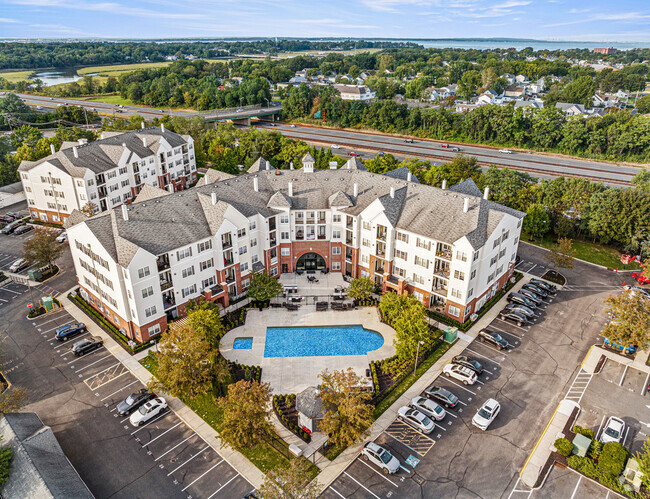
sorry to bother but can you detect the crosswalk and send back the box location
[564,369,593,403]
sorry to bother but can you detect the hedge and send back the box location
[554,438,573,457]
[573,425,596,439]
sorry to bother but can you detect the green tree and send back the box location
[346,277,375,301]
[379,292,430,359]
[424,154,484,189]
[602,291,650,349]
[247,271,283,305]
[186,303,225,349]
[259,458,319,499]
[523,204,550,242]
[635,438,650,489]
[631,169,650,191]
[636,94,650,114]
[22,228,63,271]
[545,237,576,270]
[81,202,98,217]
[0,439,11,486]
[218,380,273,449]
[318,368,374,448]
[597,442,628,479]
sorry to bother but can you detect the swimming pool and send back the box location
[264,325,384,358]
[233,338,253,349]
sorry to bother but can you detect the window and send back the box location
[141,286,153,298]
[109,184,119,193]
[454,270,465,280]
[332,246,341,255]
[473,251,480,262]
[197,240,212,252]
[332,214,341,223]
[361,255,369,264]
[514,236,519,245]
[250,238,257,247]
[237,228,246,238]
[487,272,495,283]
[451,288,462,299]
[281,232,289,240]
[363,221,371,230]
[202,276,216,289]
[362,238,370,248]
[199,259,213,271]
[177,247,192,261]
[416,238,430,250]
[470,269,477,280]
[468,288,474,298]
[511,253,517,262]
[332,262,341,270]
[502,230,509,241]
[121,180,129,188]
[448,305,460,317]
[149,324,161,336]
[396,232,409,243]
[395,249,407,260]
[270,266,278,276]
[456,251,467,262]
[517,220,522,228]
[497,265,503,275]
[332,230,341,239]
[281,248,290,256]
[280,215,289,224]
[499,248,507,259]
[252,255,259,264]
[182,266,195,278]
[145,306,157,318]
[239,246,248,255]
[493,237,501,249]
[137,266,150,278]
[490,255,498,266]
[241,262,249,273]
[119,166,128,175]
[414,256,429,269]
[181,284,197,298]
[249,221,256,230]
[412,273,425,285]
[394,266,406,278]
[360,270,369,278]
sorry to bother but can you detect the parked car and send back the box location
[331,144,340,149]
[1,220,24,234]
[9,258,28,273]
[601,416,625,444]
[440,143,460,151]
[288,124,297,128]
[503,303,535,318]
[442,364,477,385]
[0,214,16,224]
[507,292,537,309]
[530,279,557,294]
[499,148,513,154]
[130,397,167,426]
[519,288,543,305]
[347,151,360,157]
[478,330,510,350]
[632,272,649,285]
[472,399,501,430]
[522,283,548,298]
[13,225,33,235]
[404,138,414,143]
[424,385,459,408]
[603,336,636,355]
[116,389,156,416]
[410,396,446,421]
[360,442,400,474]
[55,322,86,341]
[56,231,68,243]
[451,355,483,374]
[498,309,528,326]
[71,336,103,356]
[397,406,434,434]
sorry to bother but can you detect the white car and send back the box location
[397,406,434,434]
[410,396,446,421]
[499,148,513,154]
[472,398,501,430]
[601,416,625,444]
[56,231,68,243]
[331,144,341,149]
[442,364,477,385]
[288,124,297,128]
[9,258,28,273]
[360,442,400,474]
[129,397,167,426]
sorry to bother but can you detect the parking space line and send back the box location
[53,332,92,347]
[101,380,139,401]
[570,475,582,499]
[643,373,649,396]
[494,320,527,334]
[83,362,120,381]
[619,365,628,386]
[180,459,224,491]
[465,347,502,366]
[528,264,537,273]
[3,287,23,295]
[343,472,380,499]
[164,443,206,468]
[206,474,238,499]
[33,315,68,326]
[383,431,423,456]
[491,324,522,339]
[142,422,182,448]
[329,486,345,499]
[357,459,399,487]
[622,426,630,448]
[595,414,606,440]
[443,378,477,396]
[130,411,169,435]
[74,353,110,371]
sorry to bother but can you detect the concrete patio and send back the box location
[278,271,347,299]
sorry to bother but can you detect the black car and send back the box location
[13,225,33,235]
[424,385,459,408]
[499,309,528,326]
[116,389,156,416]
[504,303,535,318]
[522,283,548,298]
[71,336,103,356]
[452,355,483,374]
[530,279,557,294]
[519,288,543,305]
[55,322,86,341]
[507,292,537,309]
[478,330,510,350]
[1,220,24,234]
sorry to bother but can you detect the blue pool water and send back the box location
[264,326,384,358]
[233,337,253,349]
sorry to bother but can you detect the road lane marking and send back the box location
[142,422,182,447]
[181,459,225,491]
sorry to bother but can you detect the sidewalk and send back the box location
[58,289,266,490]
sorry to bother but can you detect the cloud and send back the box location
[543,11,650,28]
[10,0,204,19]
[0,18,20,23]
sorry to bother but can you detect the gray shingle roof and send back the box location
[133,183,171,204]
[196,169,235,186]
[302,152,315,163]
[296,386,324,419]
[383,166,420,183]
[247,157,274,173]
[448,178,482,197]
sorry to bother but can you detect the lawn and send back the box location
[140,352,319,479]
[0,70,34,83]
[78,62,172,77]
[85,94,134,106]
[522,232,642,271]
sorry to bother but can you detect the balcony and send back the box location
[376,248,386,258]
[345,249,353,262]
[317,216,326,224]
[346,220,353,229]
[346,233,353,246]
[306,217,315,224]
[376,226,387,242]
[97,187,107,199]
[270,237,277,247]
[132,163,140,174]
[162,291,176,310]
[160,271,173,291]
[134,174,141,185]
[225,273,236,284]
[222,238,232,249]
[436,243,452,260]
[296,231,304,240]
[432,285,448,297]
[433,268,450,279]
[95,175,106,186]
[156,255,170,272]
[224,258,234,267]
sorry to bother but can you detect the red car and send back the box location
[347,152,360,157]
[633,272,649,285]
[440,143,460,151]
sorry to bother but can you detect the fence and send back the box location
[198,102,281,117]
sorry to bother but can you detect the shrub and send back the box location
[555,438,574,457]
[568,455,598,476]
[588,439,602,460]
[573,425,596,439]
[598,442,628,479]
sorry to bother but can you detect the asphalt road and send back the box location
[253,123,641,187]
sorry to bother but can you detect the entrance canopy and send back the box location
[296,252,326,271]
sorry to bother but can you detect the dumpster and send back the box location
[28,269,42,281]
[42,296,55,313]
[444,326,458,343]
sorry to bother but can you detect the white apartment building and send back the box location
[18,125,197,224]
[64,155,524,344]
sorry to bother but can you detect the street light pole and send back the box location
[414,340,425,376]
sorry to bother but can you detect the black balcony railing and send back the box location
[224,258,234,267]
[160,280,173,291]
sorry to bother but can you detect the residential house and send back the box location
[333,84,376,101]
[515,74,530,85]
[501,73,516,85]
[504,86,526,98]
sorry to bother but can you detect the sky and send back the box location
[0,0,649,42]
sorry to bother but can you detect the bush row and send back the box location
[273,394,310,442]
[370,361,380,392]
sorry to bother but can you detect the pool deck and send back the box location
[220,307,396,394]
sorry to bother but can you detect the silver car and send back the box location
[397,406,435,434]
[410,396,446,421]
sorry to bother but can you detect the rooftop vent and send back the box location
[463,198,470,213]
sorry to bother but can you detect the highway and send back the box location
[254,123,642,186]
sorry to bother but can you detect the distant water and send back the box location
[29,69,82,86]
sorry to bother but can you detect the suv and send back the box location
[71,336,103,356]
[361,442,400,474]
[498,309,527,326]
[442,364,477,385]
[503,303,535,318]
[13,225,33,236]
[451,355,482,374]
[519,289,543,305]
[472,399,501,430]
[507,292,537,309]
[478,330,510,350]
[55,322,86,341]
[116,389,156,416]
[9,258,28,273]
[522,283,548,299]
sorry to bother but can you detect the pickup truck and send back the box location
[55,322,87,341]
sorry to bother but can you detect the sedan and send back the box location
[410,396,446,421]
[442,364,477,385]
[507,292,537,309]
[71,336,103,356]
[504,303,535,318]
[472,398,501,430]
[288,124,297,128]
[117,388,156,416]
[522,283,548,298]
[361,442,400,474]
[347,151,360,157]
[397,406,434,434]
[519,288,543,305]
[498,309,528,326]
[499,148,513,154]
[530,278,557,294]
[424,385,459,408]
[452,355,483,374]
[130,397,167,426]
[9,258,28,273]
[478,330,510,350]
[601,416,625,444]
[56,231,68,243]
[13,225,33,235]
[440,143,460,151]
[331,144,341,149]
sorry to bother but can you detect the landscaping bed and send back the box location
[35,265,59,282]
[273,394,310,443]
[542,270,566,286]
[228,361,261,384]
[222,307,247,331]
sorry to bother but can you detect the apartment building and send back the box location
[333,84,377,102]
[64,155,524,344]
[18,125,197,224]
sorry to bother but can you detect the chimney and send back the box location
[253,176,258,192]
[142,136,147,147]
[289,162,294,170]
[141,121,145,129]
[288,181,293,197]
[265,161,270,170]
[73,146,78,158]
[78,138,88,145]
[442,179,447,190]
[407,171,412,182]
[121,204,129,221]
[353,183,359,197]
[161,123,165,133]
[49,144,55,155]
[390,186,395,199]
[329,161,338,170]
[463,198,469,213]
[211,192,217,205]
[483,186,490,200]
